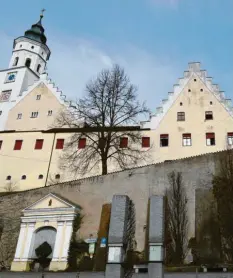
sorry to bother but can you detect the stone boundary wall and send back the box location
[0,151,217,255]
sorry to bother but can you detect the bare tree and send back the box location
[166,171,189,265]
[213,150,233,262]
[3,181,18,192]
[56,64,150,175]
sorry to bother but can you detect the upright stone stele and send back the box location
[148,195,165,278]
[105,195,130,278]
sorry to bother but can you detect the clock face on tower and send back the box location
[6,72,17,83]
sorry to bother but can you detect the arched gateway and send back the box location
[11,193,80,272]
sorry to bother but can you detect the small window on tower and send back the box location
[0,111,2,116]
[13,57,19,66]
[160,134,169,147]
[6,175,11,181]
[48,110,53,116]
[36,95,41,100]
[37,64,41,73]
[25,58,31,68]
[55,174,60,180]
[0,140,3,150]
[31,46,34,49]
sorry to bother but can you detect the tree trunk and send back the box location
[102,158,108,175]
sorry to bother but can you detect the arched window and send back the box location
[55,174,60,180]
[48,199,52,206]
[21,175,26,180]
[37,64,41,73]
[13,57,19,66]
[38,174,43,179]
[25,58,31,68]
[6,175,11,181]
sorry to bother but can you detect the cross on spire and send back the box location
[40,8,46,19]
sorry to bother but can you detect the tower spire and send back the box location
[38,9,46,25]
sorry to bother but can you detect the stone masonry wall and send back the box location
[0,151,217,254]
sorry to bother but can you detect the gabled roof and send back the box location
[141,62,233,129]
[23,192,81,211]
[11,72,71,109]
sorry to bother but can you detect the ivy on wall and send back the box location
[67,214,89,271]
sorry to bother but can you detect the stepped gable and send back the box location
[141,62,233,129]
[13,72,72,108]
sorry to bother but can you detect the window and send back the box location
[48,110,53,116]
[200,89,203,92]
[25,58,31,68]
[21,175,26,180]
[182,133,192,146]
[56,139,64,149]
[78,138,86,149]
[120,137,128,148]
[35,139,44,150]
[177,112,185,121]
[205,111,213,120]
[20,44,22,48]
[38,174,43,179]
[160,134,169,147]
[31,46,34,49]
[188,89,191,92]
[0,140,2,150]
[48,199,52,206]
[37,64,41,73]
[14,140,23,150]
[180,102,183,106]
[227,133,233,145]
[55,174,60,180]
[31,112,38,118]
[206,133,215,146]
[36,95,41,100]
[142,137,150,148]
[0,90,12,102]
[194,79,197,82]
[0,111,2,116]
[6,175,11,181]
[210,101,213,105]
[13,57,19,66]
[17,113,22,120]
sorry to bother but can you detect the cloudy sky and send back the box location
[0,0,233,112]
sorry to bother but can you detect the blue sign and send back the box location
[100,237,107,247]
[101,238,107,244]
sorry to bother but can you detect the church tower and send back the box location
[0,11,51,130]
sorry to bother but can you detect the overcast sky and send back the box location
[0,0,233,112]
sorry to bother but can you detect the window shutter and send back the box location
[120,137,128,148]
[14,140,23,150]
[206,133,215,139]
[35,139,44,150]
[78,138,86,149]
[56,139,64,149]
[142,137,150,148]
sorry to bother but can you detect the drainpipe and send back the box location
[45,132,56,186]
